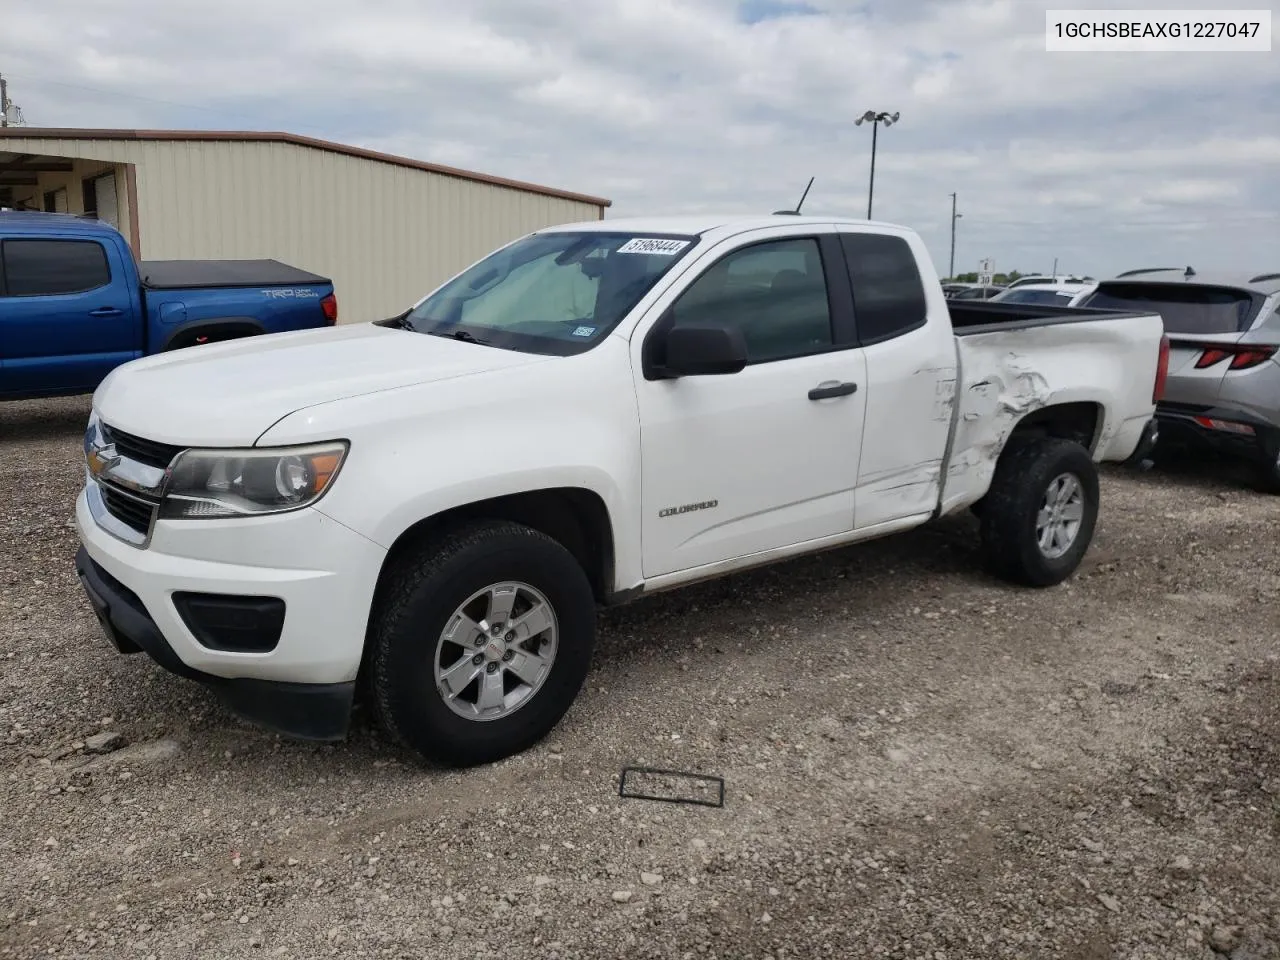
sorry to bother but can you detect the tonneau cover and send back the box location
[140,259,331,290]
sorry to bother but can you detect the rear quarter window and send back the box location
[838,233,928,345]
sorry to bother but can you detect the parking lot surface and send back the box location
[2,396,1278,960]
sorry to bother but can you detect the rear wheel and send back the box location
[978,437,1100,587]
[370,521,596,767]
[1254,448,1280,494]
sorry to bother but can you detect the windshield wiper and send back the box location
[426,328,490,345]
[375,312,416,331]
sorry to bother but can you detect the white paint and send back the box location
[81,213,1164,696]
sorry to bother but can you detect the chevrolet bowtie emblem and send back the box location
[87,443,121,477]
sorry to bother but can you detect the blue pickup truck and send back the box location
[0,212,337,400]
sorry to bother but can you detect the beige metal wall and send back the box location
[0,137,603,322]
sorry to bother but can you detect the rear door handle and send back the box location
[808,381,858,401]
[88,307,123,317]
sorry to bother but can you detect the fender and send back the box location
[160,317,266,352]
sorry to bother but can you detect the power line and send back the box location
[966,214,1277,228]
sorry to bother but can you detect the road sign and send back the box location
[978,272,993,285]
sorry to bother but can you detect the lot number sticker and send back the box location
[617,238,690,255]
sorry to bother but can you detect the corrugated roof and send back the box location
[0,127,611,208]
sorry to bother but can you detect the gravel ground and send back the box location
[1,395,1278,960]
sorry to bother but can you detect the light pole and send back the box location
[854,109,899,219]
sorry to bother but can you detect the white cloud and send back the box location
[1,0,1275,277]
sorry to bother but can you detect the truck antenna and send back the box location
[773,177,814,216]
[794,176,814,213]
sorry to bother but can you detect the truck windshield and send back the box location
[402,231,698,355]
[1081,283,1259,334]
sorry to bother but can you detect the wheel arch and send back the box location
[1008,400,1106,455]
[160,317,266,351]
[371,487,619,610]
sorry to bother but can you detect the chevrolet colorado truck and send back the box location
[0,211,337,400]
[73,214,1167,767]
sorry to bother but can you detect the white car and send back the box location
[991,282,1098,307]
[1006,275,1094,290]
[74,214,1166,766]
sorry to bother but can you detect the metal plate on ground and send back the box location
[618,766,725,808]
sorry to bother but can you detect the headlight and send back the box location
[159,442,348,519]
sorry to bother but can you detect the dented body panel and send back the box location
[937,312,1166,516]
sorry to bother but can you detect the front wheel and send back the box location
[977,437,1100,587]
[370,521,597,767]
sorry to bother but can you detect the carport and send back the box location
[0,150,137,246]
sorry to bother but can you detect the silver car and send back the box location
[1077,268,1280,492]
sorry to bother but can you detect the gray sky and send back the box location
[3,0,1276,278]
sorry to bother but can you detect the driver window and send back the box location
[670,237,833,363]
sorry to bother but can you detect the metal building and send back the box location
[0,128,610,322]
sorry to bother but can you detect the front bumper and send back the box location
[74,486,388,740]
[76,547,354,740]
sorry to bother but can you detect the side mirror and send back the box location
[661,323,748,377]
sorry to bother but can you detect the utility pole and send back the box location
[949,192,962,280]
[1051,256,1058,280]
[0,75,23,127]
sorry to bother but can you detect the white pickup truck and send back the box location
[74,214,1168,766]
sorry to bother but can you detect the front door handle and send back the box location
[89,307,123,317]
[808,381,858,401]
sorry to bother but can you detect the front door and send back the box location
[632,230,869,579]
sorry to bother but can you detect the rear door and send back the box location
[0,235,141,397]
[836,228,958,530]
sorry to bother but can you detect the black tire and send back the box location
[1254,455,1280,495]
[977,437,1100,587]
[369,520,596,767]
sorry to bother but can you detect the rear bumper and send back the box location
[1155,402,1279,462]
[75,546,354,741]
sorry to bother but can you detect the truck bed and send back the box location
[140,259,331,290]
[948,301,1145,334]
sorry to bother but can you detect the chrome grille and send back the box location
[102,424,185,470]
[98,482,159,536]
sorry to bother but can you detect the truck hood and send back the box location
[93,323,550,446]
